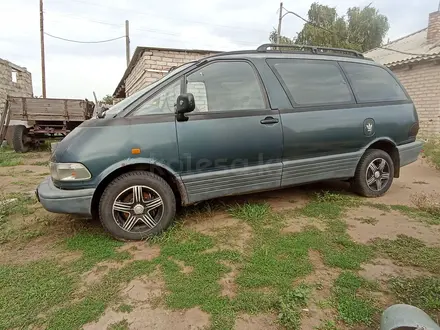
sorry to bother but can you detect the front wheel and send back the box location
[99,171,176,241]
[352,149,394,197]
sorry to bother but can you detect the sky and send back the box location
[0,0,437,100]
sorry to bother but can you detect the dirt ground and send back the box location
[1,151,440,330]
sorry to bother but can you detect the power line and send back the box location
[282,6,435,57]
[44,32,125,43]
[45,11,251,41]
[46,0,270,34]
[44,15,259,47]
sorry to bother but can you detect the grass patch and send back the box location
[108,319,129,330]
[0,193,36,225]
[316,320,338,330]
[229,202,273,226]
[154,203,360,330]
[11,180,27,186]
[0,227,44,244]
[277,284,311,329]
[333,272,378,326]
[0,260,75,329]
[117,304,133,313]
[178,200,228,222]
[391,204,440,225]
[65,232,131,271]
[354,216,378,225]
[156,229,241,330]
[363,202,391,212]
[1,193,379,330]
[390,276,440,312]
[47,260,157,330]
[236,230,314,290]
[297,192,360,220]
[31,160,49,166]
[232,290,277,314]
[0,150,23,167]
[0,213,51,244]
[374,235,440,273]
[422,138,440,169]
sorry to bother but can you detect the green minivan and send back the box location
[36,44,423,240]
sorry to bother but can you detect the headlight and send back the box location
[50,162,92,181]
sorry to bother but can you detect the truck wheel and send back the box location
[12,125,30,153]
[99,171,176,241]
[352,149,394,197]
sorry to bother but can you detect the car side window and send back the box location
[340,62,408,103]
[186,61,265,112]
[268,59,354,106]
[132,79,181,116]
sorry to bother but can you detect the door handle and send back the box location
[260,116,279,125]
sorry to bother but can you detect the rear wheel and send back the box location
[12,125,31,153]
[352,149,394,197]
[99,171,176,241]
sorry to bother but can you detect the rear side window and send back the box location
[267,59,354,106]
[340,62,407,103]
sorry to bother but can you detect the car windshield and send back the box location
[104,62,196,117]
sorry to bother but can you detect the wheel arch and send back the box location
[363,138,400,178]
[90,160,188,220]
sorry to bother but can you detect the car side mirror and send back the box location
[175,93,195,114]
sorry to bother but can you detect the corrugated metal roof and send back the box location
[364,28,440,67]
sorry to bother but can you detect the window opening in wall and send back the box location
[11,71,17,83]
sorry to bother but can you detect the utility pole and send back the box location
[125,20,130,67]
[277,2,283,44]
[39,0,47,98]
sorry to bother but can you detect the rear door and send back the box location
[176,60,283,203]
[339,61,414,145]
[267,58,367,186]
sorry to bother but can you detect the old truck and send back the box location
[0,96,95,152]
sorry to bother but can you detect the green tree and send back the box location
[101,94,114,105]
[271,3,389,52]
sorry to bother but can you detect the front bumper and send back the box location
[36,177,95,217]
[397,140,424,167]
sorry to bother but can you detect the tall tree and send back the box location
[345,6,389,52]
[270,3,389,52]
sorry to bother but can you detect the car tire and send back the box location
[352,149,394,198]
[99,171,176,241]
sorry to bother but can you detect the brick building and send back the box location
[365,10,440,134]
[0,58,33,112]
[113,46,220,99]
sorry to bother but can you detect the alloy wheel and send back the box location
[112,185,164,233]
[365,158,390,192]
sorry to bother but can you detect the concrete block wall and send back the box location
[125,49,217,97]
[0,59,33,113]
[393,62,440,135]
